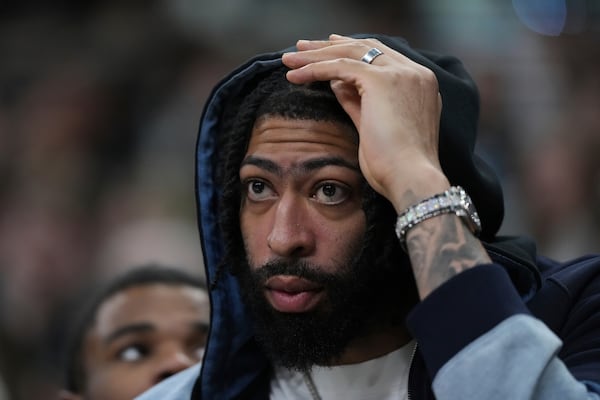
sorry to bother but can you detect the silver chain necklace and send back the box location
[301,370,322,400]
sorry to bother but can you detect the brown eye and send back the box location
[246,179,276,201]
[118,344,149,362]
[252,181,265,193]
[314,182,350,205]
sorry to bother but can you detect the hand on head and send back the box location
[282,34,450,211]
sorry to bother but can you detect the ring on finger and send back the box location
[361,47,383,64]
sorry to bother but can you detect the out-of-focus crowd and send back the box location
[0,1,598,399]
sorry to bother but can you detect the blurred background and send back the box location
[0,0,598,398]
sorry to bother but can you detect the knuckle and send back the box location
[416,66,439,90]
[426,71,440,91]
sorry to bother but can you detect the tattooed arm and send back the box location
[286,34,600,400]
[406,213,491,299]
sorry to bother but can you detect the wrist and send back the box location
[395,186,482,251]
[386,167,450,213]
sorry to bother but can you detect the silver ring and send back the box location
[361,47,383,64]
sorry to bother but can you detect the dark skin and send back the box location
[59,284,210,400]
[282,34,491,302]
[240,117,411,364]
[239,34,491,367]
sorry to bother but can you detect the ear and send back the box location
[57,389,83,400]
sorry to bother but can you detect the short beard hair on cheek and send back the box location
[235,242,400,372]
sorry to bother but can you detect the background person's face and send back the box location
[80,284,209,400]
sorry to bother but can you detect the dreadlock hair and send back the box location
[215,65,418,311]
[62,264,206,394]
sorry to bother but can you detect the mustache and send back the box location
[253,259,341,286]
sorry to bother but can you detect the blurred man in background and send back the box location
[58,264,209,400]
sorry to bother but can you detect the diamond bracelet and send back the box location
[395,186,482,251]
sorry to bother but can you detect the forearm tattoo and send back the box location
[406,213,491,299]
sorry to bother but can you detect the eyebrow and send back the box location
[240,155,360,176]
[104,321,211,344]
[105,323,154,344]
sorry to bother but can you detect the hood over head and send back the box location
[192,34,519,399]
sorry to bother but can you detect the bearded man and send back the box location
[136,34,600,400]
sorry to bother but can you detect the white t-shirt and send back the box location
[270,340,416,400]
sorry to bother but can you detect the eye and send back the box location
[117,344,149,362]
[313,182,350,205]
[245,179,276,201]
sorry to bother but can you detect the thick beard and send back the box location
[236,246,407,372]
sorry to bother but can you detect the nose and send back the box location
[267,195,315,258]
[154,347,197,384]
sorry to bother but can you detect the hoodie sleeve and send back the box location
[406,263,600,399]
[134,363,200,400]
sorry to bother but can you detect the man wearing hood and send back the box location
[137,34,600,399]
